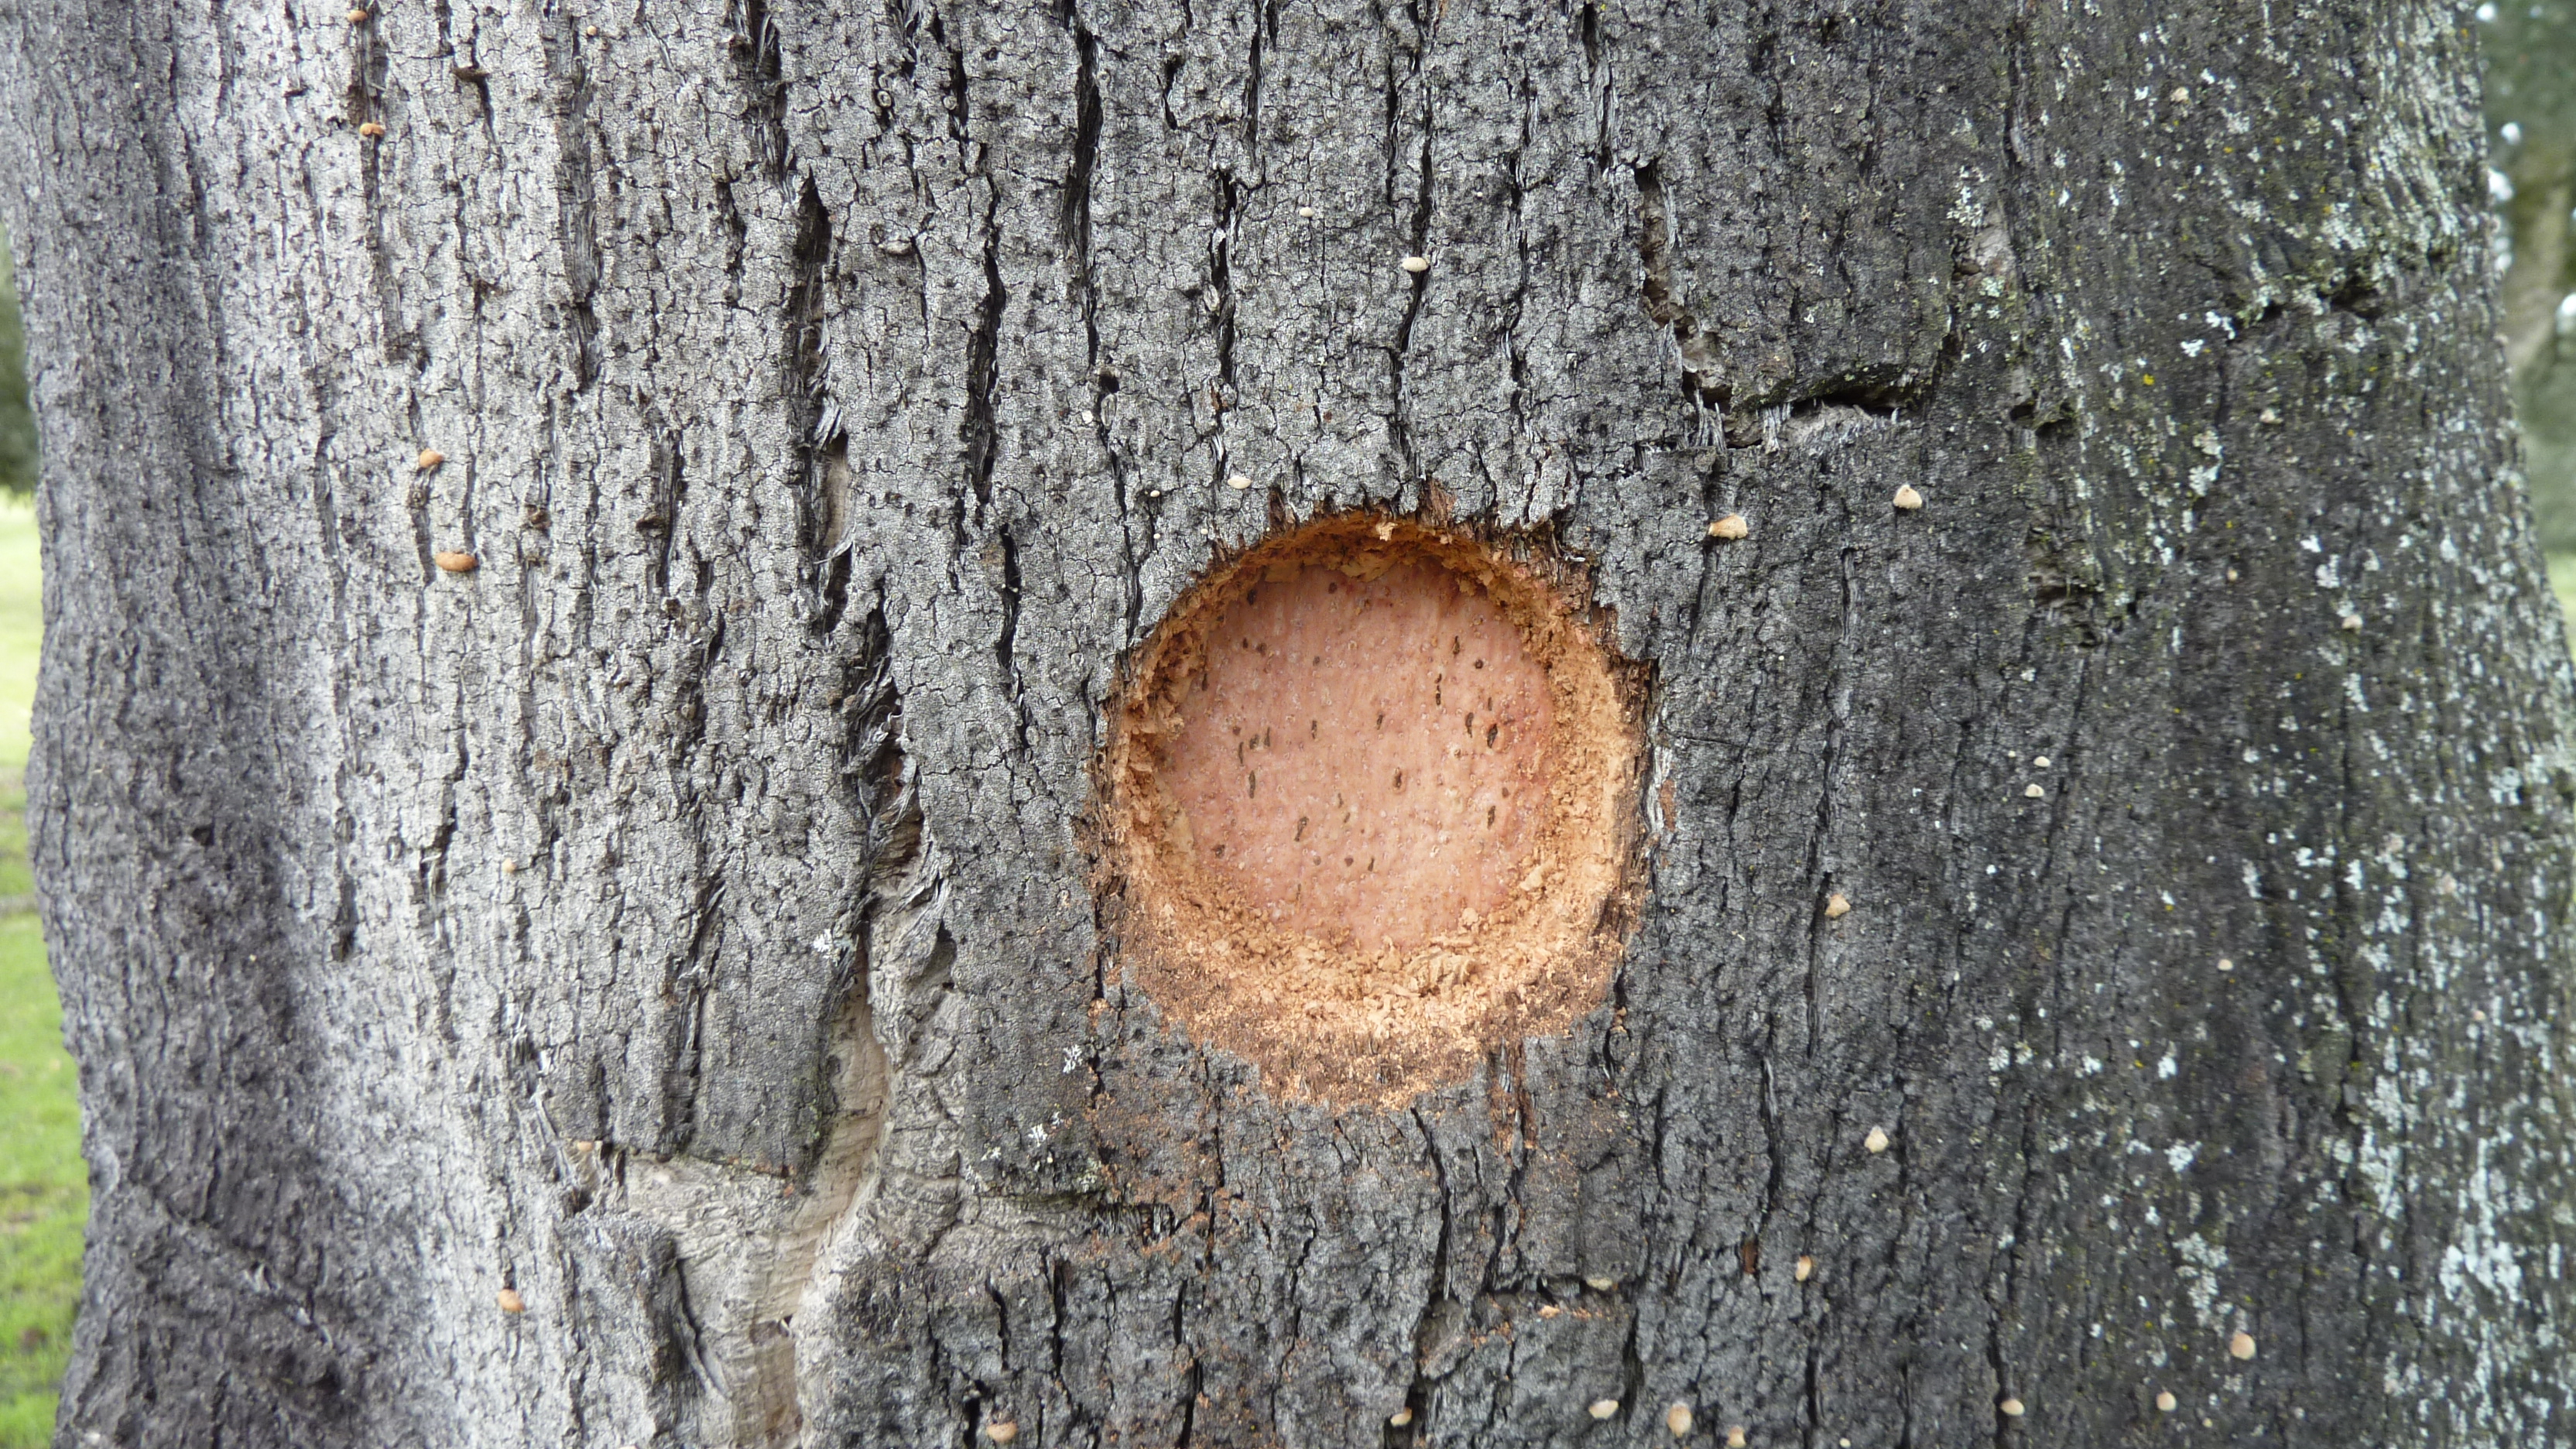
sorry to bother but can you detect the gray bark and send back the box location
[4,0,2574,1446]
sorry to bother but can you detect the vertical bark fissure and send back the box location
[1404,1105,1454,1409]
[1636,160,1723,409]
[995,522,1028,748]
[1056,2,1140,648]
[730,0,793,177]
[1389,102,1434,488]
[542,14,601,389]
[965,187,1009,513]
[786,173,836,574]
[642,422,685,596]
[667,874,728,1148]
[1209,164,1239,490]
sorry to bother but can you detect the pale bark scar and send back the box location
[1102,514,1644,1104]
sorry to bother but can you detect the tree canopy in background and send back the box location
[0,233,31,498]
[2489,0,2576,544]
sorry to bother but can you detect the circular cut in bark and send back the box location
[1103,514,1643,1103]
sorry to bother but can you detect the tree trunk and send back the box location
[5,0,2574,1444]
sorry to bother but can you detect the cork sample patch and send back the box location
[1101,515,1643,1103]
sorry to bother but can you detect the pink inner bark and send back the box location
[1161,558,1555,951]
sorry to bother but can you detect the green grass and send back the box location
[2551,552,2576,653]
[0,915,74,1445]
[0,496,29,780]
[0,495,69,1448]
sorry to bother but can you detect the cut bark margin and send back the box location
[1101,513,1645,1104]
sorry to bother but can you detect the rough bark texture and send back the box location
[5,0,2575,1445]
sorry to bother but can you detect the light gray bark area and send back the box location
[5,0,2575,1446]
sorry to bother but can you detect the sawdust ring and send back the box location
[1099,514,1645,1105]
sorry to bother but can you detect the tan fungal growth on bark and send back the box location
[1588,1399,1621,1421]
[1226,474,1253,491]
[1388,1408,1413,1428]
[1665,1402,1694,1437]
[2340,613,2362,632]
[416,448,444,471]
[2156,1391,2179,1413]
[1584,1274,1618,1291]
[2023,783,2045,798]
[2217,957,2235,972]
[1794,1254,1814,1282]
[2033,755,2050,769]
[1999,1397,2026,1417]
[344,7,365,19]
[495,1288,526,1314]
[983,1421,1019,1444]
[1536,1303,1563,1318]
[1824,892,1852,919]
[1864,1126,1890,1153]
[1707,513,1749,540]
[433,550,478,574]
[1103,513,1643,1102]
[1402,255,1432,273]
[357,121,385,138]
[1725,1425,1749,1447]
[1891,484,1924,510]
[2229,1331,2257,1361]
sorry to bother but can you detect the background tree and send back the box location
[0,233,33,498]
[2486,0,2576,543]
[4,1,2575,1446]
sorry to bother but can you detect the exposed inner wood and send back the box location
[1105,515,1643,1103]
[1159,556,1555,951]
